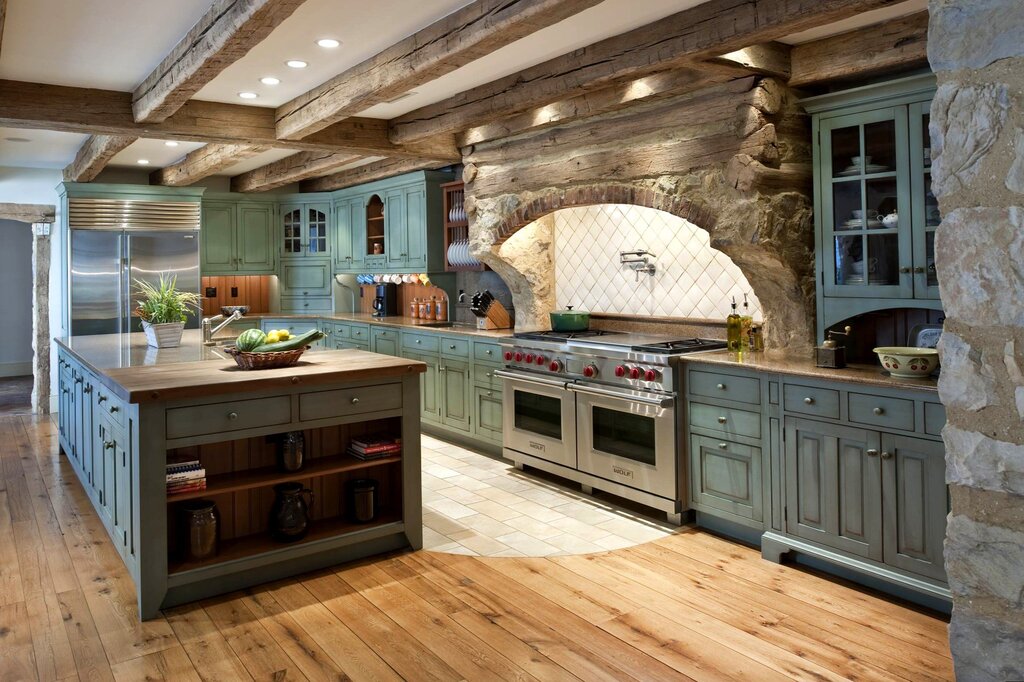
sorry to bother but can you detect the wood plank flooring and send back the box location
[0,376,32,416]
[0,414,953,681]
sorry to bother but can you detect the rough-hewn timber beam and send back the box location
[275,0,603,140]
[0,80,458,160]
[231,151,363,192]
[0,203,56,224]
[62,134,137,182]
[711,42,792,80]
[789,10,928,87]
[150,143,268,186]
[300,158,451,193]
[389,0,898,143]
[0,0,7,60]
[133,0,307,123]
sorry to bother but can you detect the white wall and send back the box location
[0,219,34,375]
[0,166,65,408]
[554,204,762,321]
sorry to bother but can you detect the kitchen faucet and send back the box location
[620,250,657,281]
[202,310,242,345]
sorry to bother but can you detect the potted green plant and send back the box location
[134,274,200,348]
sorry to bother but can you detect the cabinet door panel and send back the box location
[114,437,133,557]
[281,205,303,256]
[384,189,407,268]
[306,203,330,257]
[371,328,399,356]
[201,202,235,273]
[785,417,882,560]
[236,204,275,272]
[690,434,762,522]
[406,352,440,422]
[473,386,503,443]
[279,261,332,295]
[333,198,359,271]
[440,359,471,432]
[882,433,947,581]
[403,185,428,269]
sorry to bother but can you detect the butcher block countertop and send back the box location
[55,331,425,404]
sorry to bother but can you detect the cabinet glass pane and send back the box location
[307,208,328,254]
[865,233,900,286]
[283,209,302,253]
[866,177,898,225]
[922,113,932,169]
[864,120,896,172]
[831,126,860,178]
[925,231,937,288]
[832,180,863,229]
[923,171,939,288]
[835,234,863,286]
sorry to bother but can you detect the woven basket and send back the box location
[226,346,309,370]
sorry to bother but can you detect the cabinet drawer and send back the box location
[334,340,369,351]
[783,384,840,419]
[371,327,399,340]
[848,392,915,431]
[474,341,502,363]
[403,332,439,353]
[167,396,291,440]
[688,369,761,405]
[344,324,369,343]
[689,402,761,440]
[474,364,501,389]
[261,319,319,335]
[280,296,333,313]
[440,337,470,359]
[924,402,946,436]
[299,383,402,421]
[95,387,128,432]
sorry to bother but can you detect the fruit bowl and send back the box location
[873,346,939,378]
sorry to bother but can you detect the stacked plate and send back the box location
[447,239,481,268]
[841,217,884,229]
[837,163,889,177]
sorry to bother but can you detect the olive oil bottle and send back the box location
[740,293,753,352]
[726,297,742,351]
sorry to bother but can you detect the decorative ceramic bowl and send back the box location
[873,346,939,378]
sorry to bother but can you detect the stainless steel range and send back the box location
[496,330,726,524]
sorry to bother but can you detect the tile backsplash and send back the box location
[554,205,762,321]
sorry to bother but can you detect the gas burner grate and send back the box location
[513,329,614,341]
[631,338,729,353]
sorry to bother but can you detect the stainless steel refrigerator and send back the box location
[69,228,201,336]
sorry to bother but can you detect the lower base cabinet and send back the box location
[472,385,503,443]
[406,351,441,422]
[371,327,400,356]
[690,434,763,525]
[439,358,471,433]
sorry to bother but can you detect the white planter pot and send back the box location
[142,320,185,348]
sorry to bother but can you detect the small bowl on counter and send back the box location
[873,346,939,378]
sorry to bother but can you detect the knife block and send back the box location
[476,300,511,330]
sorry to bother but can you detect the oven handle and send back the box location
[493,369,569,390]
[567,383,675,407]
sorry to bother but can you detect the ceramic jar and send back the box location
[182,499,218,561]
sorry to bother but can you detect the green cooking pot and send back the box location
[550,306,590,332]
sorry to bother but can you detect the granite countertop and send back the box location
[684,350,939,392]
[56,330,235,371]
[220,312,514,340]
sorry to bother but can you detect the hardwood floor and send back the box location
[0,376,32,416]
[0,414,953,681]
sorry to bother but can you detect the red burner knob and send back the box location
[503,351,513,361]
[536,355,547,365]
[525,353,535,363]
[514,352,523,362]
[549,360,562,372]
[615,365,627,377]
[644,369,660,382]
[583,364,597,378]
[629,367,642,379]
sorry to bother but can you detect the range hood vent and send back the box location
[68,198,201,230]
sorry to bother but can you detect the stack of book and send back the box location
[166,460,206,495]
[347,436,401,460]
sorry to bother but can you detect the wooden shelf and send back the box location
[168,513,402,574]
[167,454,401,501]
[367,216,384,222]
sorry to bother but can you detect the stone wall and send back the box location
[462,76,816,352]
[929,1,1024,679]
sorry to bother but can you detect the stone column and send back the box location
[929,2,1024,679]
[31,223,51,415]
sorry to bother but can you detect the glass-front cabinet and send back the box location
[280,200,331,259]
[805,75,940,338]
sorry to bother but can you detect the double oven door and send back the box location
[499,371,577,468]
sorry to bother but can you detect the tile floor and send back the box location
[421,433,682,556]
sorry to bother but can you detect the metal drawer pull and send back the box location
[873,407,885,415]
[866,449,879,457]
[485,349,493,355]
[416,339,421,344]
[881,451,893,460]
[109,405,119,413]
[350,397,360,405]
[717,416,727,424]
[567,383,674,407]
[227,411,238,420]
[718,442,728,449]
[104,441,115,450]
[485,372,492,378]
[449,344,457,350]
[98,395,107,403]
[804,397,814,405]
[899,266,911,274]
[716,383,726,390]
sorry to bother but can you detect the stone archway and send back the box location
[0,203,56,414]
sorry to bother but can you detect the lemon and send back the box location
[265,331,281,343]
[277,329,291,340]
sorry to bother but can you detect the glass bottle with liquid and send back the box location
[726,297,742,352]
[739,294,753,352]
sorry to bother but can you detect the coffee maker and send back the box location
[372,283,399,317]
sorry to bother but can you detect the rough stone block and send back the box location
[935,207,1024,327]
[938,331,996,412]
[949,608,1024,682]
[930,82,1009,198]
[1006,128,1024,195]
[946,513,1024,606]
[929,0,1024,72]
[944,425,1024,495]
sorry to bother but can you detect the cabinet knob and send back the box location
[717,416,727,424]
[803,397,815,405]
[416,339,421,344]
[899,266,911,274]
[485,372,492,378]
[716,383,726,390]
[104,441,115,450]
[485,350,492,355]
[439,367,446,372]
[304,303,309,307]
[449,344,456,350]
[881,451,893,460]
[98,395,107,403]
[83,386,92,394]
[400,253,407,257]
[351,397,360,405]
[718,442,728,450]
[227,411,238,420]
[913,266,925,274]
[109,405,119,413]
[487,391,493,397]
[866,448,879,457]
[873,406,885,415]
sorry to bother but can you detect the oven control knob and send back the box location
[525,353,535,363]
[514,352,524,362]
[629,367,642,379]
[536,355,547,365]
[615,365,628,377]
[548,360,562,372]
[583,364,598,378]
[503,351,513,361]
[644,369,660,382]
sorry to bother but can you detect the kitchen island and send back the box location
[55,331,424,620]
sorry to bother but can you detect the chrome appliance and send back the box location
[498,331,726,523]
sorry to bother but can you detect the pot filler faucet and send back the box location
[620,250,657,281]
[202,310,243,345]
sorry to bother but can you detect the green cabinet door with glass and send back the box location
[200,201,276,275]
[805,75,940,339]
[281,200,331,260]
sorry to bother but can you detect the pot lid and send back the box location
[552,305,589,315]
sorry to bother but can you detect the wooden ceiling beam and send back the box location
[711,42,793,81]
[300,158,451,193]
[150,143,268,186]
[0,0,7,61]
[230,151,364,192]
[0,202,56,224]
[62,134,137,182]
[389,0,898,144]
[133,0,307,123]
[275,0,604,140]
[789,10,928,87]
[0,80,458,159]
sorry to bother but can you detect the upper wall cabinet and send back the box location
[332,170,452,274]
[281,199,331,260]
[804,75,940,339]
[201,200,276,276]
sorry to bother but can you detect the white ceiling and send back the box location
[0,0,928,176]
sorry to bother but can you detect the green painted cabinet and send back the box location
[439,358,471,433]
[690,434,763,524]
[236,204,276,272]
[333,195,365,273]
[279,259,333,313]
[406,351,441,422]
[201,201,276,275]
[201,202,235,273]
[281,201,331,259]
[472,385,503,443]
[371,327,400,356]
[804,74,941,339]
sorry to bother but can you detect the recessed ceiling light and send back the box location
[316,38,340,48]
[239,91,259,99]
[137,159,150,165]
[260,76,281,85]
[286,59,308,69]
[164,141,179,147]
[3,136,30,143]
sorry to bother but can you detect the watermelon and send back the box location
[236,328,267,352]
